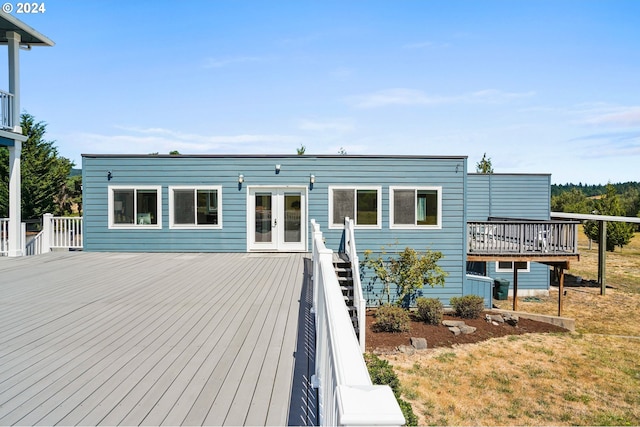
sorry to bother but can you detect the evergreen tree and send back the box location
[583,184,635,251]
[0,113,73,219]
[475,153,494,173]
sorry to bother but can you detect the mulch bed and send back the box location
[365,310,569,352]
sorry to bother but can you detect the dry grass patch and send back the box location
[387,334,640,426]
[377,228,640,425]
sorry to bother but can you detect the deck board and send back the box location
[0,252,315,426]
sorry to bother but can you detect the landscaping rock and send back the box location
[443,320,466,327]
[410,337,428,350]
[397,345,415,355]
[448,326,461,336]
[486,314,505,323]
[504,314,519,326]
[459,325,477,335]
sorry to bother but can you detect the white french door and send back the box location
[248,187,306,251]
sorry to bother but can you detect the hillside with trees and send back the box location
[552,182,639,251]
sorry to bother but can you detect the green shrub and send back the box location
[450,295,485,319]
[373,304,411,332]
[397,398,419,426]
[364,353,418,426]
[416,297,444,325]
[364,353,400,396]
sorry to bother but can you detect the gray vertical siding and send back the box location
[465,173,552,292]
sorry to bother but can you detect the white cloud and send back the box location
[581,106,640,127]
[298,118,354,132]
[70,127,301,157]
[347,88,535,109]
[347,88,447,108]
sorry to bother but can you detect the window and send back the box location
[109,186,162,229]
[169,186,222,229]
[390,186,442,229]
[495,261,530,273]
[329,187,381,228]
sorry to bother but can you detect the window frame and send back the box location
[328,186,382,229]
[108,185,162,230]
[495,261,530,273]
[389,186,442,230]
[169,185,223,229]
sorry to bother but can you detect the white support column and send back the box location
[7,31,22,257]
[8,142,22,256]
[7,31,21,131]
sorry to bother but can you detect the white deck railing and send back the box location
[343,217,366,352]
[0,218,8,256]
[0,89,14,130]
[311,219,404,427]
[468,220,579,255]
[24,214,84,256]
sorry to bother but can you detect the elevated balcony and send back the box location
[467,218,580,262]
[0,89,14,131]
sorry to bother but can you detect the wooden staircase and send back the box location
[333,253,359,337]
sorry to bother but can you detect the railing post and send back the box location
[21,222,26,255]
[41,213,53,254]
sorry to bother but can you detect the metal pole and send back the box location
[598,220,606,296]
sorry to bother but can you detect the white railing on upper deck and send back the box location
[311,219,404,427]
[0,218,8,256]
[343,217,366,353]
[0,89,14,130]
[468,220,579,255]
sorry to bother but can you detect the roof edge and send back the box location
[82,153,469,160]
[0,12,55,46]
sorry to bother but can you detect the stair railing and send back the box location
[311,219,404,426]
[343,217,366,352]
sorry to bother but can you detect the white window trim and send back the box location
[108,185,162,230]
[169,185,223,229]
[495,261,531,273]
[389,186,442,230]
[328,186,382,230]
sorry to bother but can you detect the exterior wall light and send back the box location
[310,174,315,184]
[276,164,281,173]
[238,174,244,183]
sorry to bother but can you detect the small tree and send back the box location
[296,145,306,155]
[363,246,448,307]
[476,153,494,174]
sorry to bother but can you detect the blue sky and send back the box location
[7,0,640,184]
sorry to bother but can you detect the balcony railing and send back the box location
[468,219,579,256]
[0,89,14,130]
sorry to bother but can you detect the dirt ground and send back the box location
[365,310,569,352]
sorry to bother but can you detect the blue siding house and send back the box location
[466,173,552,296]
[82,154,577,306]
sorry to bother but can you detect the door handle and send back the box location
[273,218,277,227]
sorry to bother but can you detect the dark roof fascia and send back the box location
[82,154,469,160]
[0,12,55,46]
[468,172,551,177]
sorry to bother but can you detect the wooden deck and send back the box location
[0,252,316,426]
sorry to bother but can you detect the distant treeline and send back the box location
[551,182,640,198]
